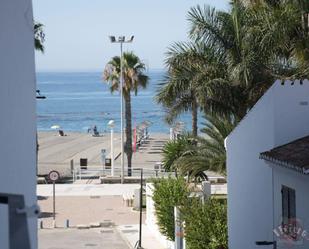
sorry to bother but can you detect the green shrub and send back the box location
[152,177,189,241]
[182,198,228,249]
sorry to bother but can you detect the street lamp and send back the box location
[109,35,134,183]
[108,120,115,176]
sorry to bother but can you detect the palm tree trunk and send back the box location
[124,93,133,176]
[192,98,198,137]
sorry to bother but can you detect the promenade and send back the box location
[38,131,169,177]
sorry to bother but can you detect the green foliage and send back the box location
[152,177,189,241]
[103,52,149,96]
[157,0,309,181]
[161,134,196,172]
[152,178,228,248]
[161,115,236,178]
[182,198,228,249]
[34,22,45,53]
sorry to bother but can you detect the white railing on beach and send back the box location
[72,166,175,183]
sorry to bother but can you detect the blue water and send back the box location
[36,70,197,133]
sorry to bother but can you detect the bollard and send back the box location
[65,219,70,228]
[39,220,43,229]
[201,181,211,202]
[134,189,141,209]
[52,220,56,228]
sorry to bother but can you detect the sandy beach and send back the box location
[38,131,170,177]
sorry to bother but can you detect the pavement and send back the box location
[37,184,139,197]
[39,228,130,249]
[37,184,166,248]
[118,224,165,249]
[38,195,144,228]
[38,131,169,177]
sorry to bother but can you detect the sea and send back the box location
[36,70,202,134]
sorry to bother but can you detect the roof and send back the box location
[260,135,309,175]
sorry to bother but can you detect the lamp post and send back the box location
[109,35,134,183]
[108,120,115,176]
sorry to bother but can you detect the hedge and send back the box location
[152,177,228,249]
[152,177,189,241]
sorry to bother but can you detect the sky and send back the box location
[33,0,229,72]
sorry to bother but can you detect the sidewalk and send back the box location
[118,224,165,249]
[37,184,139,196]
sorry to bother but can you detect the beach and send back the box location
[38,131,169,177]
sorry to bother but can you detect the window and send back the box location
[281,185,296,238]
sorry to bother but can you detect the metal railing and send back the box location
[72,166,175,183]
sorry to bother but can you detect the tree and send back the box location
[161,133,196,172]
[158,1,309,180]
[152,177,189,241]
[162,115,236,178]
[156,41,229,137]
[180,114,236,176]
[34,22,45,53]
[188,2,309,114]
[103,52,149,175]
[182,198,228,249]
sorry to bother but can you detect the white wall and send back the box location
[0,1,37,248]
[271,164,309,249]
[145,183,175,249]
[226,80,309,249]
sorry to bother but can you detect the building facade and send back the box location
[225,80,309,249]
[0,1,37,248]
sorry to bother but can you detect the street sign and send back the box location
[48,170,60,224]
[48,170,60,182]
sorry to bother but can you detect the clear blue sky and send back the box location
[33,0,229,71]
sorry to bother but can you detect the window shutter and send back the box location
[289,188,296,220]
[282,186,289,225]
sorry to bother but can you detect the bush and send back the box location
[182,198,228,249]
[152,177,189,241]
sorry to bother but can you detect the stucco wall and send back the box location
[145,183,175,249]
[0,1,37,248]
[271,164,309,249]
[226,80,309,249]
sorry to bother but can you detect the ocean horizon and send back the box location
[36,70,202,134]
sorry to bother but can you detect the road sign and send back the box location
[48,170,60,182]
[48,170,60,223]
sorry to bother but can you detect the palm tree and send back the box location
[162,114,236,179]
[156,41,228,137]
[161,133,195,172]
[34,22,45,52]
[188,4,273,109]
[103,52,149,176]
[188,2,309,114]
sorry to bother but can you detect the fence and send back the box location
[72,166,176,183]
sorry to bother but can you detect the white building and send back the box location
[0,1,37,249]
[225,79,309,249]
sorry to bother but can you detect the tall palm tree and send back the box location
[103,52,149,176]
[156,41,227,137]
[188,2,309,114]
[188,3,272,108]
